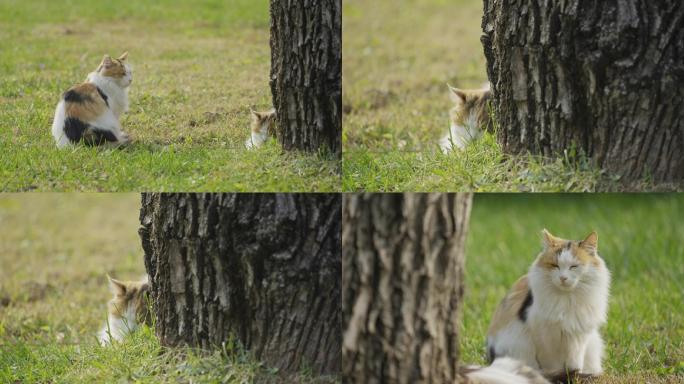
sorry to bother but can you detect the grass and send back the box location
[0,0,339,192]
[341,0,668,192]
[0,194,339,383]
[462,194,684,382]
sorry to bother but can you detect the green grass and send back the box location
[463,194,684,382]
[0,0,339,192]
[0,194,339,383]
[341,0,666,192]
[343,132,617,192]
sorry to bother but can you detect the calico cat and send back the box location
[52,52,132,148]
[245,108,277,148]
[98,275,151,345]
[487,230,611,379]
[460,357,551,384]
[439,83,491,152]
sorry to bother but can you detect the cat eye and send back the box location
[570,265,579,270]
[550,263,559,269]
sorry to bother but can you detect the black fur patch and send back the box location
[95,86,109,107]
[518,290,533,322]
[487,345,496,364]
[63,117,88,142]
[63,89,91,103]
[82,128,118,146]
[63,118,117,145]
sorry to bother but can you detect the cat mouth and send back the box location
[557,281,575,290]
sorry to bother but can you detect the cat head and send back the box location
[106,275,151,326]
[447,84,491,129]
[250,108,277,135]
[533,229,602,291]
[97,52,132,88]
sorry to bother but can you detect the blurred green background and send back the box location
[463,194,684,382]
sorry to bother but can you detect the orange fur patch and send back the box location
[488,276,530,336]
[449,88,492,131]
[108,278,151,325]
[250,109,277,136]
[64,83,108,121]
[536,232,599,269]
[98,55,127,79]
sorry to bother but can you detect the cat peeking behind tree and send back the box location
[52,52,132,148]
[439,83,492,152]
[245,108,277,148]
[487,230,611,380]
[98,275,151,345]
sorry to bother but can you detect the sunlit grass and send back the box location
[0,0,339,192]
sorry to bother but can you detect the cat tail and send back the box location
[82,126,121,146]
[461,357,551,384]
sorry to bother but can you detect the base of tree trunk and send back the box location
[482,0,684,184]
[140,193,341,376]
[269,0,342,157]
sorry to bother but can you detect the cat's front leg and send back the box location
[563,334,588,373]
[582,330,604,375]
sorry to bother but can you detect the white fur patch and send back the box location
[51,100,70,148]
[439,112,482,152]
[465,357,550,384]
[245,121,270,149]
[98,302,139,345]
[87,71,130,118]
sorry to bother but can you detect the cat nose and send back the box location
[560,276,568,282]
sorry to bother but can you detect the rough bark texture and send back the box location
[482,0,684,184]
[139,193,341,376]
[269,0,342,157]
[342,193,473,384]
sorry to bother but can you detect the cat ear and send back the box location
[107,275,127,296]
[250,109,261,120]
[541,228,563,249]
[101,55,113,67]
[448,84,467,105]
[580,231,598,254]
[118,51,128,61]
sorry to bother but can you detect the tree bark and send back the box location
[342,193,473,384]
[139,193,341,376]
[269,0,342,157]
[482,0,684,184]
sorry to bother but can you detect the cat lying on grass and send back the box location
[439,83,492,152]
[245,108,277,149]
[98,275,151,345]
[487,230,611,381]
[52,52,132,148]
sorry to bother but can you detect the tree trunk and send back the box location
[269,0,342,157]
[139,193,341,376]
[482,0,684,184]
[342,193,473,384]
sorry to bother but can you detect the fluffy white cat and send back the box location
[487,229,611,378]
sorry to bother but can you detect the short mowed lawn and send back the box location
[463,194,684,383]
[0,0,339,192]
